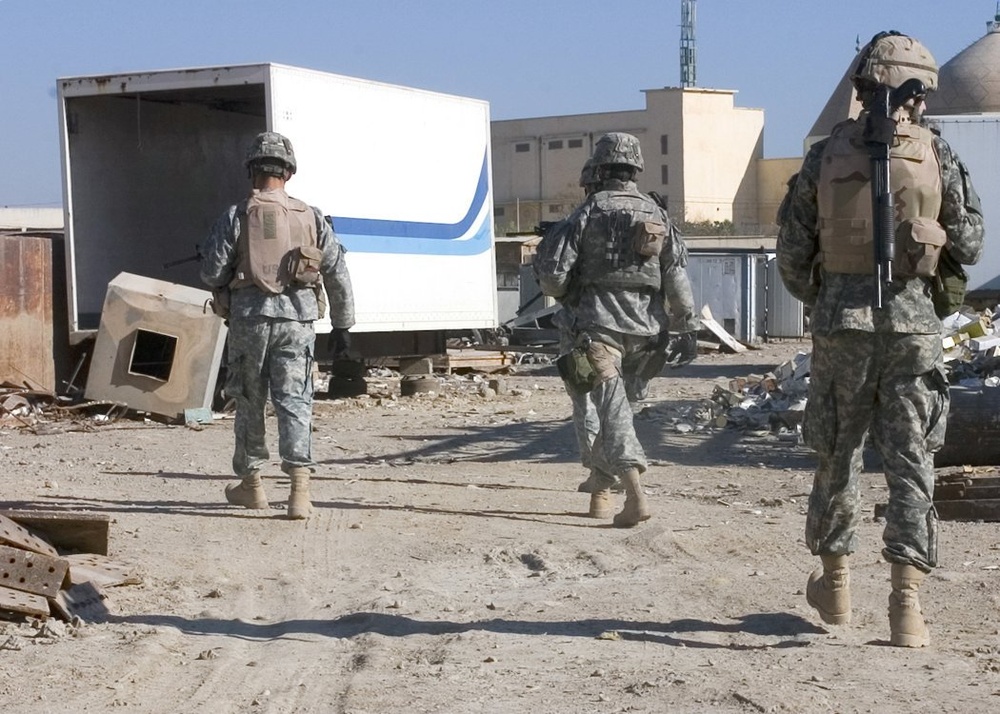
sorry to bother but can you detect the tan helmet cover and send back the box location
[853,33,938,91]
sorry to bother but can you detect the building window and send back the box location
[568,138,584,148]
[515,143,530,153]
[548,140,563,150]
[661,165,669,185]
[660,134,668,155]
[495,207,505,217]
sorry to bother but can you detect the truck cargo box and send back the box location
[57,63,498,347]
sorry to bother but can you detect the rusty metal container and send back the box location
[0,235,55,391]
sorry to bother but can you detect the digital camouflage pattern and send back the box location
[777,120,983,572]
[201,189,356,479]
[804,332,946,570]
[536,177,697,479]
[225,317,316,476]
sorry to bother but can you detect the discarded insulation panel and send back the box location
[84,272,227,422]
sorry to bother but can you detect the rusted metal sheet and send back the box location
[0,514,59,557]
[0,544,68,597]
[0,235,55,392]
[50,582,108,623]
[0,584,49,618]
[65,553,141,588]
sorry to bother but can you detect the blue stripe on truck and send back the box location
[331,153,492,256]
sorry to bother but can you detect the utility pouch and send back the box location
[210,288,231,319]
[632,221,667,258]
[290,245,324,286]
[895,217,946,279]
[932,248,968,319]
[556,347,597,395]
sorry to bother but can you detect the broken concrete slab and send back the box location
[84,272,227,423]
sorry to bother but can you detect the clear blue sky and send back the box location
[1,0,996,207]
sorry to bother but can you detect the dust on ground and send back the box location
[2,338,999,714]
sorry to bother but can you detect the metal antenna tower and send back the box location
[680,0,697,87]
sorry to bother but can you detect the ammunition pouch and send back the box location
[895,217,946,279]
[633,221,667,258]
[290,245,324,286]
[556,347,597,395]
[932,248,968,318]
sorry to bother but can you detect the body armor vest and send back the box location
[817,118,943,277]
[231,189,318,293]
[578,189,665,291]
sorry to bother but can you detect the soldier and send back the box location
[535,133,699,526]
[201,131,356,520]
[777,32,984,646]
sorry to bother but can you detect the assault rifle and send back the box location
[864,77,927,309]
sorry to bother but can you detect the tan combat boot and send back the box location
[287,467,313,520]
[588,488,613,519]
[224,471,269,509]
[612,468,650,528]
[889,563,930,648]
[806,554,851,625]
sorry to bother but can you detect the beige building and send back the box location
[491,87,767,236]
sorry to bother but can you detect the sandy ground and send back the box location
[2,338,1000,714]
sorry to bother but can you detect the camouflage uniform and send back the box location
[201,195,355,477]
[535,178,698,488]
[777,124,983,571]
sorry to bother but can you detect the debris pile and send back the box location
[697,351,811,435]
[0,512,139,624]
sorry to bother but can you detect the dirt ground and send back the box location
[2,338,999,714]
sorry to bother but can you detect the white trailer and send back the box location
[927,114,1000,292]
[57,63,497,355]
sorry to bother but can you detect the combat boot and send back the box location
[224,471,269,510]
[889,564,930,648]
[806,555,851,625]
[588,488,613,519]
[286,467,313,520]
[613,468,650,528]
[577,471,623,494]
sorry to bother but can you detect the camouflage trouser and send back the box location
[804,331,948,571]
[225,317,316,477]
[574,330,649,489]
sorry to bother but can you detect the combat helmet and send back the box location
[245,131,298,175]
[591,132,644,172]
[852,31,938,92]
[578,157,600,191]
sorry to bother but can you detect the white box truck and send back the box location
[57,63,498,356]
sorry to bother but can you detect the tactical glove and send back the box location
[331,328,352,358]
[665,331,697,368]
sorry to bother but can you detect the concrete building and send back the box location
[491,87,766,237]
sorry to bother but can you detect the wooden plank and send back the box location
[64,554,142,588]
[0,510,110,556]
[0,514,58,557]
[0,584,49,618]
[0,544,68,597]
[934,499,1000,522]
[699,306,746,353]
